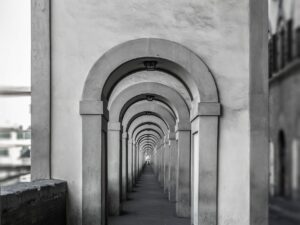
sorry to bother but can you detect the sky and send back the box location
[0,0,31,128]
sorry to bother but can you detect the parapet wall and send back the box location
[0,180,67,225]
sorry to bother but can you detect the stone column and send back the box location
[191,102,221,225]
[154,149,158,175]
[121,132,128,200]
[80,100,107,225]
[127,138,133,192]
[176,130,191,218]
[157,145,162,182]
[164,138,170,193]
[31,0,51,180]
[162,146,165,186]
[169,139,177,202]
[132,141,136,185]
[249,1,269,225]
[158,142,164,186]
[139,148,143,174]
[107,122,121,216]
[136,143,139,178]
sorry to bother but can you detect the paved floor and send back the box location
[108,165,190,225]
[269,197,300,225]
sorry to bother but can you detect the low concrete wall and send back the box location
[0,180,67,225]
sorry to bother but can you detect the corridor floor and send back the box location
[108,165,190,225]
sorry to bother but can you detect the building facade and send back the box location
[0,126,31,185]
[29,1,269,225]
[269,0,300,201]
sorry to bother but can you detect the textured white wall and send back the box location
[51,1,250,224]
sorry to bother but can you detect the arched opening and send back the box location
[278,130,287,197]
[80,38,220,225]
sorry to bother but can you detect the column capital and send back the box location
[175,129,191,140]
[168,131,176,140]
[164,136,169,144]
[191,102,221,121]
[80,100,109,117]
[175,121,191,131]
[122,132,128,139]
[108,121,121,131]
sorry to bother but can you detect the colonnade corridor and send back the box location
[108,164,190,225]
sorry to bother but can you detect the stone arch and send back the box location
[139,137,157,148]
[108,70,192,110]
[137,134,159,146]
[128,116,169,137]
[131,123,166,140]
[135,128,163,141]
[82,38,218,104]
[138,137,157,148]
[278,129,287,197]
[135,129,162,141]
[80,38,220,225]
[109,82,190,129]
[123,101,176,132]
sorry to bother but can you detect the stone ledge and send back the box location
[1,179,67,225]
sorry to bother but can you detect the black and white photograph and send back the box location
[0,0,299,225]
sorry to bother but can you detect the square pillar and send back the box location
[139,148,144,173]
[136,143,139,178]
[164,139,170,193]
[192,115,219,225]
[250,1,269,225]
[176,130,191,217]
[31,0,51,180]
[81,100,107,225]
[127,138,133,192]
[107,122,121,216]
[132,141,136,184]
[169,139,177,202]
[121,132,128,200]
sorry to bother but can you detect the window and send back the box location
[0,131,11,139]
[0,148,9,157]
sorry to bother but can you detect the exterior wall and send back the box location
[268,0,300,201]
[269,64,300,199]
[0,180,66,225]
[48,1,264,224]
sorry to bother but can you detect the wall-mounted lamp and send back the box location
[146,95,154,101]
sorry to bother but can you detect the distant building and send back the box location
[0,125,31,185]
[269,0,300,200]
[268,1,300,224]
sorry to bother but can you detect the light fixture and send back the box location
[146,95,154,101]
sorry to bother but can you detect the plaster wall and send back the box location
[50,1,251,224]
[269,64,300,198]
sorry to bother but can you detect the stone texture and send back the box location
[43,0,268,224]
[31,0,51,180]
[0,180,67,225]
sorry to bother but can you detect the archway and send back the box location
[278,130,287,197]
[107,81,190,216]
[80,38,220,225]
